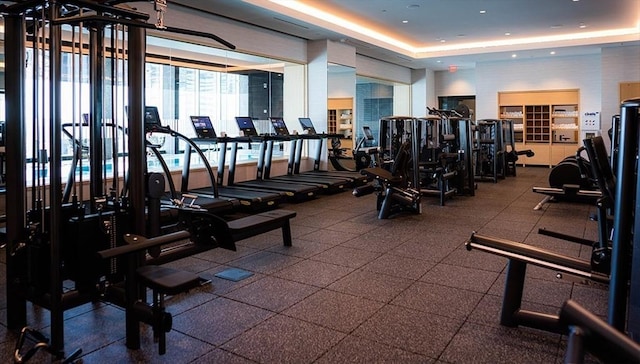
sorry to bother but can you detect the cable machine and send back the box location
[2,0,236,358]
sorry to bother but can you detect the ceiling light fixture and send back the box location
[511,54,517,58]
[402,20,409,24]
[550,51,556,55]
[505,32,511,36]
[479,10,486,14]
[579,23,587,29]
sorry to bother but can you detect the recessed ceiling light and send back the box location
[505,32,511,36]
[436,60,442,63]
[402,20,409,24]
[479,10,486,14]
[579,23,587,29]
[550,51,556,55]
[440,39,446,43]
[511,54,517,58]
[550,24,563,29]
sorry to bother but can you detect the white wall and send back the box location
[434,68,476,99]
[356,55,412,84]
[328,72,356,99]
[601,45,640,132]
[327,41,357,68]
[135,2,307,63]
[472,54,601,122]
[307,40,329,129]
[411,69,427,117]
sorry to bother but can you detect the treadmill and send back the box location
[295,117,369,185]
[226,116,320,202]
[182,115,285,211]
[143,107,237,214]
[260,117,351,193]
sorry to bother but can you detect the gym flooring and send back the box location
[0,166,606,363]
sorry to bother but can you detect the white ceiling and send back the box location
[169,0,639,70]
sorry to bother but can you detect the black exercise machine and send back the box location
[532,145,601,210]
[261,117,353,192]
[419,109,475,205]
[500,119,535,177]
[329,125,379,171]
[0,0,283,357]
[473,119,506,182]
[465,98,640,356]
[174,115,285,212]
[560,299,640,364]
[353,139,421,219]
[222,117,321,202]
[353,116,427,218]
[294,117,370,185]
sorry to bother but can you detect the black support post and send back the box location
[126,24,147,350]
[608,99,640,331]
[89,24,104,210]
[620,98,640,342]
[500,259,527,327]
[4,13,28,331]
[48,2,65,351]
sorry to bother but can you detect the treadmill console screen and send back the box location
[269,117,290,136]
[298,117,317,134]
[235,117,258,136]
[144,106,162,130]
[190,116,217,138]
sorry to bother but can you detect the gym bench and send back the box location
[226,209,297,246]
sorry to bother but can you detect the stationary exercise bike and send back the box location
[329,126,380,171]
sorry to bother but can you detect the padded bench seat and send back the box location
[137,265,202,296]
[227,209,296,246]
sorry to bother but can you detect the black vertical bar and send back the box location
[89,26,104,210]
[461,119,475,196]
[263,140,274,179]
[410,118,420,189]
[565,326,586,364]
[181,144,192,193]
[125,25,147,350]
[48,1,64,351]
[609,99,639,331]
[5,13,28,331]
[217,140,227,186]
[293,137,303,174]
[623,99,640,339]
[312,138,323,171]
[287,139,297,175]
[227,142,238,185]
[256,140,266,180]
[500,259,527,327]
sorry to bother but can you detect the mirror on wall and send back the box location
[355,75,410,148]
[328,63,356,151]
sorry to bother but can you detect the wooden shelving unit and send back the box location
[499,90,579,166]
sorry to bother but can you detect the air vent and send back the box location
[273,17,310,29]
